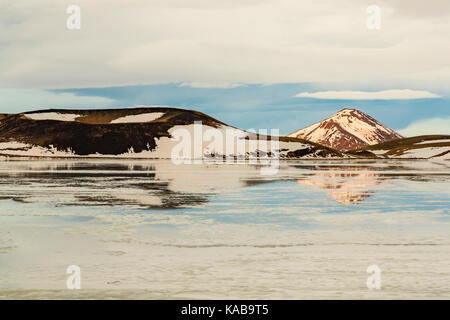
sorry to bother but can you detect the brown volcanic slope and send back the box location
[288,108,403,151]
[0,107,226,156]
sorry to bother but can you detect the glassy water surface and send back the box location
[0,159,449,299]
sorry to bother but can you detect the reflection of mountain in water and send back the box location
[297,171,386,205]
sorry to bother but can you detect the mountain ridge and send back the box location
[0,107,448,160]
[0,107,345,159]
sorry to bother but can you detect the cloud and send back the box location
[0,89,113,113]
[0,1,449,89]
[295,89,441,100]
[398,117,450,136]
[377,0,450,18]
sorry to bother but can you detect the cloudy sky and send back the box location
[0,0,449,135]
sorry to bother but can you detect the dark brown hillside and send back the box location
[0,107,226,155]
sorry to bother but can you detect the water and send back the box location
[0,159,449,299]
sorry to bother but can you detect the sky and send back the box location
[0,0,449,135]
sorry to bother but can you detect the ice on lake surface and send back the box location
[0,159,449,299]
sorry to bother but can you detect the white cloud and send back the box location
[0,1,449,89]
[295,89,441,100]
[0,89,113,113]
[398,117,450,136]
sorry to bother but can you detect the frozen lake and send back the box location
[0,159,449,299]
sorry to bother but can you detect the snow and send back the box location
[118,124,341,160]
[370,149,388,156]
[432,152,450,161]
[0,124,337,160]
[26,112,82,122]
[368,145,450,159]
[288,121,321,139]
[110,112,165,124]
[397,147,450,159]
[288,109,402,147]
[415,139,450,145]
[0,141,75,157]
[117,124,265,159]
[367,145,450,159]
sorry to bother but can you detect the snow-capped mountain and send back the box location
[288,108,403,151]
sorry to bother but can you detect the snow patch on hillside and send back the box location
[432,152,450,161]
[415,139,450,145]
[26,112,82,122]
[119,124,259,159]
[110,112,165,124]
[369,149,389,156]
[397,147,450,159]
[0,141,75,157]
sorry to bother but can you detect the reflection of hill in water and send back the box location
[0,162,211,209]
[0,161,263,209]
[297,171,386,205]
[1,161,448,209]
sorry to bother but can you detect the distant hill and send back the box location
[0,107,344,159]
[288,108,403,151]
[351,135,450,160]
